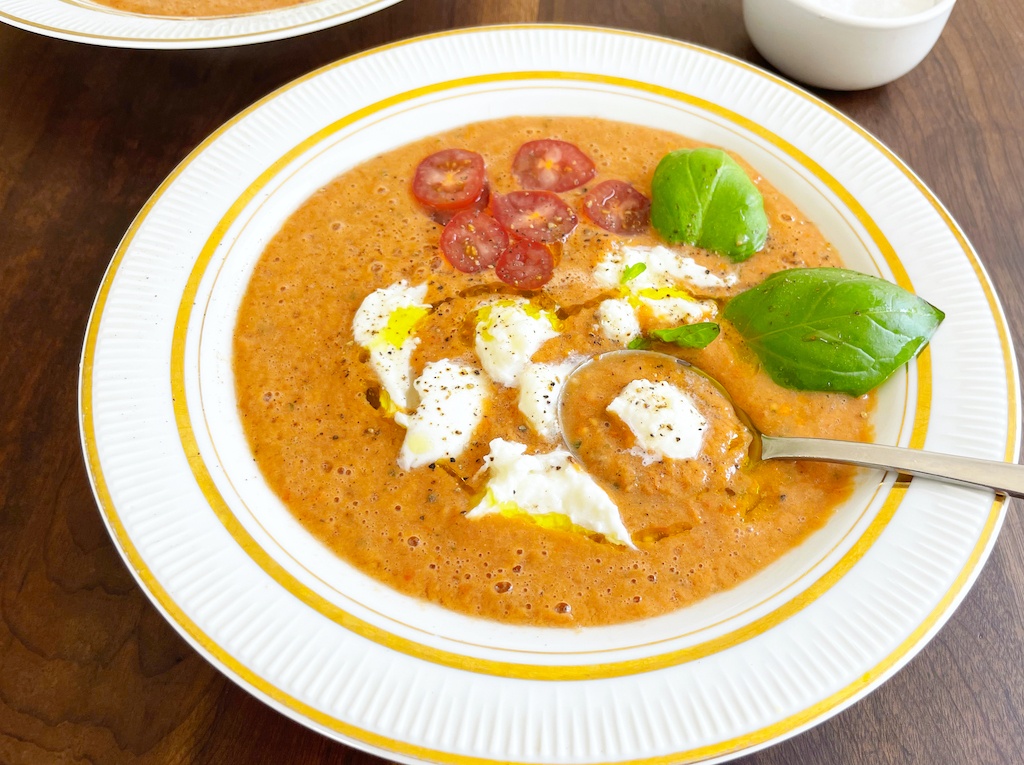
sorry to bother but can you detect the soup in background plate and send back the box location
[92,0,311,16]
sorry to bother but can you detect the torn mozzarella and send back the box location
[608,379,707,463]
[467,439,634,548]
[595,244,738,291]
[474,299,559,387]
[352,281,431,411]
[395,360,486,470]
[517,358,580,441]
[635,289,717,325]
[595,298,642,345]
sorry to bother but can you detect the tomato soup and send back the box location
[93,0,309,17]
[233,116,873,627]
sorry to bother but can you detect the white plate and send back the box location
[0,0,402,49]
[80,25,1020,764]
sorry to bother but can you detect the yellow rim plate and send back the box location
[80,25,1020,765]
[0,0,402,49]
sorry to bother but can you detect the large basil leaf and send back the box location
[723,268,944,396]
[650,148,768,262]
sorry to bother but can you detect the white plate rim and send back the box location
[79,24,1021,765]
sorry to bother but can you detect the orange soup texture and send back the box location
[93,0,309,16]
[233,117,874,627]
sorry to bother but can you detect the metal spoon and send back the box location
[557,350,1024,498]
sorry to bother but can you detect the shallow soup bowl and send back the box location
[80,25,1017,765]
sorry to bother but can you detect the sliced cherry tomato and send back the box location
[430,183,490,225]
[491,190,578,243]
[581,180,651,235]
[495,240,555,290]
[412,149,486,211]
[512,140,596,192]
[439,210,509,273]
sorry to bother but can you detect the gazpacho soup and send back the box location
[92,0,310,17]
[233,116,942,627]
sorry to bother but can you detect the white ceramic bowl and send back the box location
[80,25,1017,765]
[743,0,957,90]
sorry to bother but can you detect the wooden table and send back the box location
[2,1,1022,763]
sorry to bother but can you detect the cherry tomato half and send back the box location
[412,149,486,211]
[429,184,490,225]
[495,240,555,290]
[581,180,651,235]
[439,210,509,273]
[491,190,578,243]
[512,139,596,192]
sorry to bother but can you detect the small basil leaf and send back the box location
[723,268,944,396]
[650,322,721,349]
[627,336,652,350]
[650,148,768,262]
[621,262,647,284]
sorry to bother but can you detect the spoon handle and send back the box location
[761,436,1024,499]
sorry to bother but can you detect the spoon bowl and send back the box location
[558,350,1024,499]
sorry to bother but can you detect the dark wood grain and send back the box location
[1,1,1021,763]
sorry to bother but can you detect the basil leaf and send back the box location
[650,148,768,262]
[621,262,647,284]
[723,268,944,396]
[650,322,721,349]
[627,336,652,350]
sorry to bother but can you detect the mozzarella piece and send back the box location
[594,244,738,291]
[468,439,634,548]
[608,379,707,464]
[635,288,717,325]
[595,298,642,345]
[474,299,559,387]
[352,281,431,411]
[394,360,486,470]
[517,358,580,441]
[593,245,723,335]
